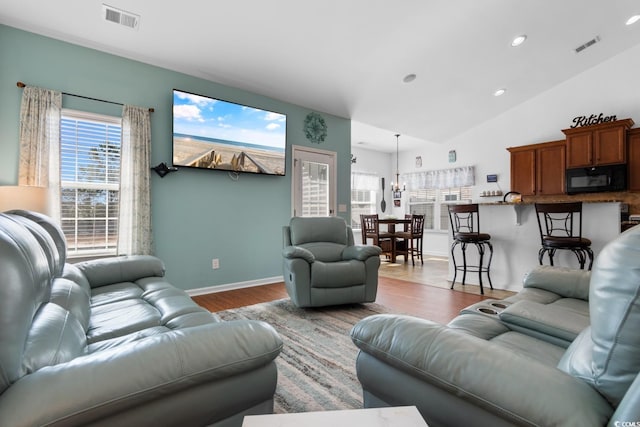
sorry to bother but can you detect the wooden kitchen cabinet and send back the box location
[563,118,634,168]
[509,146,536,195]
[507,140,565,196]
[628,128,640,191]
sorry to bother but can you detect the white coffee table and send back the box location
[242,406,428,427]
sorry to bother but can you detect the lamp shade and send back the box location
[0,186,48,214]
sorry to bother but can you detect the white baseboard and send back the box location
[424,251,448,258]
[186,275,284,297]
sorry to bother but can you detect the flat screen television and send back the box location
[172,89,287,176]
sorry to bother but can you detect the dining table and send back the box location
[376,217,411,263]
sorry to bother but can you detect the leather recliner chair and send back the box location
[351,222,640,426]
[282,216,382,308]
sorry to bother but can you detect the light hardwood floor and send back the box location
[192,255,515,323]
[379,255,514,300]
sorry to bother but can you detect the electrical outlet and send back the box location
[212,258,220,269]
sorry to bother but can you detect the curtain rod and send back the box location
[16,81,154,113]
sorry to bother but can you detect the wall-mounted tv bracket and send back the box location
[151,162,178,178]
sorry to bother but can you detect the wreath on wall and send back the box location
[303,112,328,144]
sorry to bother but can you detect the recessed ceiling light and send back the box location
[402,74,417,83]
[494,88,506,97]
[511,35,527,47]
[626,15,640,25]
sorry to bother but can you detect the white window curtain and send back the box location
[351,171,380,191]
[18,86,62,220]
[118,105,153,255]
[402,165,475,190]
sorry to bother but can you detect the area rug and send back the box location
[216,299,392,413]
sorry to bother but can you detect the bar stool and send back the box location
[447,204,493,294]
[534,202,594,270]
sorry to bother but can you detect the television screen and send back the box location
[172,89,287,176]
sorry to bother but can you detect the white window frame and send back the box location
[60,109,122,258]
[350,188,377,229]
[408,187,472,232]
[350,171,379,229]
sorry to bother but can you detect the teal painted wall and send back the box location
[0,24,352,291]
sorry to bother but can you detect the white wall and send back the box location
[355,43,640,258]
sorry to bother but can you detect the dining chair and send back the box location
[534,202,594,270]
[360,214,392,258]
[396,214,425,265]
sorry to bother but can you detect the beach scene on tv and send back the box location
[172,90,287,175]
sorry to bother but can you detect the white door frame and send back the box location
[291,145,337,217]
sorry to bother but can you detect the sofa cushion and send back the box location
[448,313,566,365]
[87,326,170,353]
[299,242,345,262]
[0,214,52,393]
[288,216,348,246]
[521,265,590,300]
[22,303,86,374]
[91,282,144,306]
[87,298,161,343]
[50,278,91,331]
[311,260,365,288]
[76,255,165,289]
[499,299,589,345]
[8,213,62,278]
[88,278,215,344]
[9,210,67,273]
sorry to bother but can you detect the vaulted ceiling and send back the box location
[2,0,640,152]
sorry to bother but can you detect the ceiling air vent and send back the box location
[574,36,600,53]
[102,4,140,30]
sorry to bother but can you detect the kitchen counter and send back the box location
[478,199,623,205]
[448,201,621,292]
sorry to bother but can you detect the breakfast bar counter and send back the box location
[448,201,622,292]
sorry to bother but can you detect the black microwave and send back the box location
[566,164,627,195]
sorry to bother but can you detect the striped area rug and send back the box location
[216,298,392,413]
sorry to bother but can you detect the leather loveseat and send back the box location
[282,216,382,308]
[351,223,640,426]
[0,210,283,427]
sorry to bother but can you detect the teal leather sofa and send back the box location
[0,210,283,427]
[282,216,382,307]
[351,224,640,426]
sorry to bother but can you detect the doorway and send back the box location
[291,145,337,217]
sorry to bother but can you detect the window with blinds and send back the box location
[60,110,121,257]
[408,187,472,231]
[351,189,376,229]
[351,172,379,229]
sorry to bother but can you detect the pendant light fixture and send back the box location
[390,133,405,193]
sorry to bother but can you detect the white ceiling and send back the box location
[2,0,640,152]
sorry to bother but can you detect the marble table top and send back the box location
[242,406,428,427]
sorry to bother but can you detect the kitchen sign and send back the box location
[570,113,617,128]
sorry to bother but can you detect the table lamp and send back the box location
[0,185,48,214]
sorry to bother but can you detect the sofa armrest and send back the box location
[75,255,166,288]
[282,245,315,263]
[342,244,382,261]
[351,314,612,426]
[0,320,282,427]
[522,265,590,300]
[499,300,590,344]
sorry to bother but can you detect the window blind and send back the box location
[60,110,122,256]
